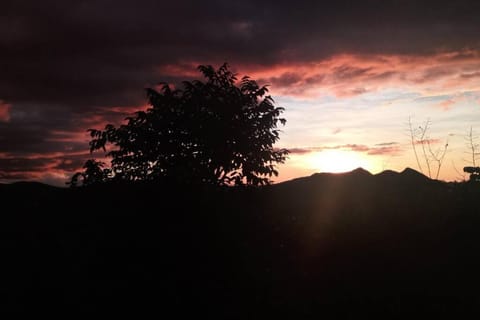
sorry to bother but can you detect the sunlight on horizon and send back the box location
[303,149,379,174]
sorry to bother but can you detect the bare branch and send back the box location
[467,126,478,167]
[418,119,432,178]
[452,160,466,181]
[428,138,448,180]
[408,116,423,174]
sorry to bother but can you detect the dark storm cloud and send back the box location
[0,172,32,180]
[0,152,90,183]
[0,0,478,181]
[2,0,479,106]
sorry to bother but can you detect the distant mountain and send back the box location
[0,167,431,192]
[0,180,61,191]
[272,167,442,196]
[0,181,63,204]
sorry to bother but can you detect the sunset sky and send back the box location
[1,0,480,186]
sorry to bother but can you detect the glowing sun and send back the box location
[305,149,373,173]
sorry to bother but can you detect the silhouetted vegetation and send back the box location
[67,159,111,187]
[3,169,480,317]
[464,166,480,182]
[14,65,479,317]
[407,117,448,180]
[463,126,480,182]
[72,64,288,186]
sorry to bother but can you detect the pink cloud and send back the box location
[333,87,370,98]
[287,147,314,155]
[145,49,480,103]
[367,145,402,156]
[460,71,480,79]
[239,49,480,100]
[46,130,91,143]
[341,144,371,152]
[438,99,456,110]
[0,150,91,184]
[0,100,11,122]
[414,138,441,145]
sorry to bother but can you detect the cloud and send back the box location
[2,1,480,107]
[412,66,454,84]
[341,143,403,156]
[287,147,316,155]
[0,172,32,180]
[341,144,371,152]
[0,150,92,185]
[0,100,10,122]
[0,0,479,182]
[438,99,456,110]
[250,51,480,99]
[367,145,402,156]
[268,72,304,87]
[288,142,402,156]
[461,71,480,79]
[225,49,480,103]
[414,138,442,145]
[332,65,373,82]
[375,142,399,146]
[334,87,370,98]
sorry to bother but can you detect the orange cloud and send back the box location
[288,142,402,156]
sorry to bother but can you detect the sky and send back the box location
[1,0,480,186]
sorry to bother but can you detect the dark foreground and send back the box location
[1,168,480,317]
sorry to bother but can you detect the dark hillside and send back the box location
[1,169,480,317]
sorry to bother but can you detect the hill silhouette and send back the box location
[1,168,480,317]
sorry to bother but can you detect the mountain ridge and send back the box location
[0,167,441,191]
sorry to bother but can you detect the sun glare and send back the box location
[305,149,374,173]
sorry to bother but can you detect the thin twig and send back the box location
[408,116,423,174]
[419,119,432,178]
[466,126,477,167]
[452,160,466,181]
[428,138,448,180]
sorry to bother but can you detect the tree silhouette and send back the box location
[407,117,448,180]
[67,159,111,187]
[73,63,288,186]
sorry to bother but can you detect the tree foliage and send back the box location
[67,159,111,187]
[72,63,288,186]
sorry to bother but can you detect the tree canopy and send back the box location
[68,159,111,187]
[73,63,288,186]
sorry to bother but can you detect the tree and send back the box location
[463,126,480,182]
[73,63,288,186]
[67,159,111,187]
[407,117,448,180]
